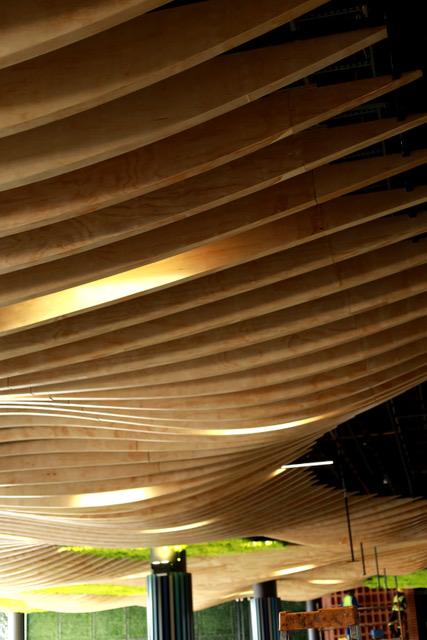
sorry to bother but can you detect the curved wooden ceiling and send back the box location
[0,0,426,612]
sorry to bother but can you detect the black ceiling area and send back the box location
[305,381,427,499]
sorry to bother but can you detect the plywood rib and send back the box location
[0,0,171,69]
[0,0,330,136]
[1,115,426,273]
[0,27,387,192]
[0,0,426,612]
[0,73,418,240]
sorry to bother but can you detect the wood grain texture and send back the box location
[0,0,329,136]
[1,114,425,274]
[0,0,426,613]
[0,72,417,238]
[0,0,171,69]
[0,27,387,191]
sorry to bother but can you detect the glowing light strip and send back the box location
[309,579,343,585]
[281,460,334,469]
[0,405,335,436]
[139,519,216,533]
[71,486,166,507]
[274,564,316,576]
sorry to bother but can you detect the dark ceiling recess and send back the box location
[301,381,427,499]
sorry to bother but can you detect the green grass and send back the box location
[59,538,286,561]
[187,538,286,556]
[364,568,427,589]
[58,546,151,561]
[26,585,146,596]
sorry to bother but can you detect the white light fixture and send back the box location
[280,460,334,469]
[274,564,316,576]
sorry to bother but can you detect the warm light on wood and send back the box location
[0,0,425,615]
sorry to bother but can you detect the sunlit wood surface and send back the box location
[0,0,426,612]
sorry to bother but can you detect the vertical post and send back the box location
[360,543,366,576]
[8,613,25,640]
[147,547,194,640]
[250,581,281,640]
[374,548,380,589]
[336,447,354,562]
[306,600,322,640]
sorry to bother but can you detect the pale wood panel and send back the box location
[42,335,426,401]
[0,0,170,69]
[0,0,329,136]
[1,114,425,273]
[0,151,425,323]
[0,27,387,191]
[0,72,417,238]
[0,541,425,611]
[9,318,426,396]
[3,249,426,388]
[0,2,426,612]
[2,253,425,377]
[3,362,425,436]
[34,349,426,411]
[1,218,425,361]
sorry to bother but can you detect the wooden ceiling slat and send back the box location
[0,0,330,136]
[40,349,426,410]
[0,1,426,609]
[0,73,418,238]
[2,258,425,377]
[0,0,171,69]
[0,152,425,321]
[2,113,425,273]
[0,27,387,191]
[7,289,426,389]
[12,318,426,396]
[50,335,425,400]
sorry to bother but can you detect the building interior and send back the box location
[0,0,426,623]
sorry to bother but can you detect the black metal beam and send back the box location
[386,400,415,497]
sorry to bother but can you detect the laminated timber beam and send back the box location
[1,222,425,355]
[3,359,425,431]
[30,351,427,410]
[5,287,426,386]
[0,151,425,317]
[40,335,427,399]
[1,260,425,375]
[1,113,426,271]
[1,210,426,336]
[0,0,331,136]
[8,319,427,394]
[0,0,427,611]
[0,26,387,190]
[0,0,171,69]
[0,72,419,236]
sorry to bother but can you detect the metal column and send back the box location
[250,581,281,640]
[8,613,25,640]
[306,600,322,640]
[147,547,194,640]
